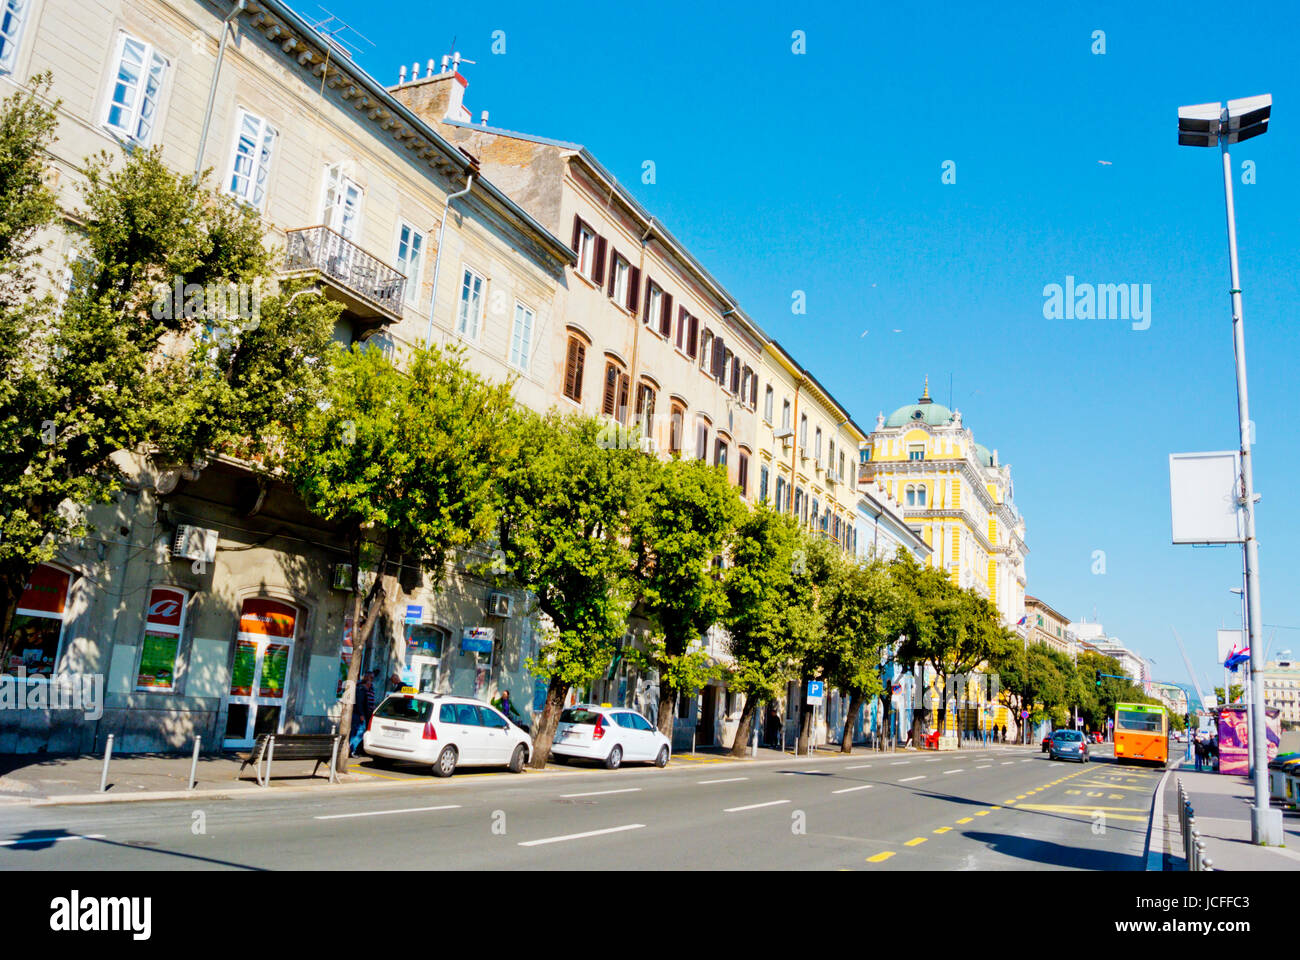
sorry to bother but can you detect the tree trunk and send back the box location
[0,571,28,664]
[729,692,759,757]
[840,690,863,753]
[796,679,812,755]
[333,534,391,775]
[656,677,677,741]
[527,674,571,769]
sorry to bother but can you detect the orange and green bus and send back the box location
[1114,702,1168,766]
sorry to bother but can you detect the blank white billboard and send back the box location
[1170,451,1244,544]
[1218,629,1244,663]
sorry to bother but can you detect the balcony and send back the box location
[284,226,406,325]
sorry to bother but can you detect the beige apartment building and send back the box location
[1024,596,1073,657]
[1,0,577,753]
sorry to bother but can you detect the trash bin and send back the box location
[1269,753,1300,804]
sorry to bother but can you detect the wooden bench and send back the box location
[237,733,341,786]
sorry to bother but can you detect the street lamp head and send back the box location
[1178,101,1222,147]
[1225,93,1271,143]
[1178,95,1271,146]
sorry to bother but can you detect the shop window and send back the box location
[135,586,189,692]
[3,563,72,675]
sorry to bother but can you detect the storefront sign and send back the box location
[461,627,495,653]
[405,604,424,623]
[229,640,258,696]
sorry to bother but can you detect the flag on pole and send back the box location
[1224,644,1250,671]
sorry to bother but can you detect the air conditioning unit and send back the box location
[171,524,218,563]
[488,592,512,618]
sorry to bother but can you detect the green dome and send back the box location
[884,400,954,428]
[974,443,994,467]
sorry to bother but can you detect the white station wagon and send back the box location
[549,704,671,770]
[363,693,532,777]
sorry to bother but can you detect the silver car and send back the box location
[1048,729,1090,763]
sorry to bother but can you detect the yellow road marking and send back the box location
[1016,794,1027,799]
[975,810,991,816]
[933,826,952,834]
[905,837,927,846]
[867,851,895,863]
[956,817,973,824]
[1014,803,1147,821]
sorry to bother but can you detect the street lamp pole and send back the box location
[1177,93,1279,845]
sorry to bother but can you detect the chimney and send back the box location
[389,52,472,124]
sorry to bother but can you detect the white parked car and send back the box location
[549,704,671,770]
[363,694,532,777]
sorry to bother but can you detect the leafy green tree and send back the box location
[287,343,516,770]
[491,411,641,768]
[1214,683,1244,705]
[720,507,816,755]
[629,457,745,739]
[820,555,901,753]
[1,135,336,653]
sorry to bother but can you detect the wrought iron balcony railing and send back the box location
[284,225,406,321]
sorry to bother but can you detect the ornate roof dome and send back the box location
[883,377,955,428]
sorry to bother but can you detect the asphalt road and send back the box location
[0,744,1164,870]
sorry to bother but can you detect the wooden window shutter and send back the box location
[730,354,740,394]
[627,266,641,312]
[687,314,699,358]
[564,338,585,400]
[571,215,582,254]
[607,250,618,297]
[676,307,687,349]
[660,293,674,337]
[713,336,726,380]
[643,278,654,324]
[618,372,630,423]
[602,362,619,417]
[592,236,607,286]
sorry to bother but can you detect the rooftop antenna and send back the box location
[306,5,376,60]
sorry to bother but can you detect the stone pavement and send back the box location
[1163,764,1300,870]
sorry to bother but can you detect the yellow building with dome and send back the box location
[858,380,1028,631]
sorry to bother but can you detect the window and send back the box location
[226,109,277,209]
[743,366,756,406]
[814,427,823,462]
[685,313,699,359]
[782,400,792,431]
[728,351,740,394]
[563,336,586,402]
[675,308,692,352]
[669,402,686,455]
[395,223,424,306]
[908,443,925,461]
[602,360,630,422]
[759,463,769,503]
[104,33,168,146]
[611,254,630,306]
[828,440,836,475]
[509,302,535,371]
[658,290,674,338]
[916,485,927,506]
[775,476,787,512]
[799,414,808,451]
[645,282,663,329]
[635,382,656,435]
[574,220,599,281]
[764,385,774,422]
[377,698,435,722]
[714,437,728,468]
[811,498,820,527]
[4,564,72,676]
[322,164,363,239]
[794,486,803,519]
[839,451,846,483]
[0,0,29,75]
[135,586,189,692]
[700,328,713,371]
[737,451,749,495]
[695,418,710,461]
[456,266,485,340]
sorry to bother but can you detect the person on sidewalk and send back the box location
[1194,736,1204,771]
[349,672,376,756]
[492,688,528,731]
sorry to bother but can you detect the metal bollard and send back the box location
[263,736,275,787]
[1195,838,1206,872]
[99,734,114,793]
[188,736,201,790]
[328,736,340,784]
[1203,857,1213,871]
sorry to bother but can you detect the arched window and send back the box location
[916,484,927,507]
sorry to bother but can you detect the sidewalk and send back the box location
[1162,764,1300,871]
[0,740,1018,806]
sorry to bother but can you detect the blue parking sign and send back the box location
[807,680,825,705]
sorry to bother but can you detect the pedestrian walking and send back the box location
[1193,736,1203,771]
[349,672,376,756]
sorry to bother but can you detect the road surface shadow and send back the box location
[962,830,1141,870]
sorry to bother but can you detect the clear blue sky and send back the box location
[321,0,1300,692]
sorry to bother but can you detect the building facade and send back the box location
[1025,596,1073,658]
[859,380,1027,629]
[1259,658,1300,730]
